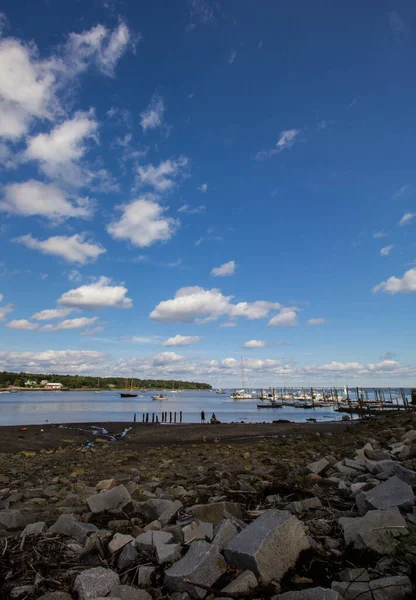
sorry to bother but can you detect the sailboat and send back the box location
[120,375,138,398]
[231,359,253,400]
[93,379,102,394]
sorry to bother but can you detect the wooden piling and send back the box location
[180,411,182,423]
[174,412,177,423]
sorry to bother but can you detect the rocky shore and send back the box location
[0,415,415,600]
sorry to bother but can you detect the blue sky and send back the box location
[0,0,416,386]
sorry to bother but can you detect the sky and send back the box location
[0,0,416,387]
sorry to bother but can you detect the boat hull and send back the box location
[120,393,138,398]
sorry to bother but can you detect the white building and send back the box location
[44,382,63,390]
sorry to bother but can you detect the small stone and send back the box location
[156,542,182,565]
[0,509,25,530]
[74,567,120,600]
[189,502,242,525]
[10,586,35,599]
[135,530,154,552]
[278,589,341,599]
[49,514,98,544]
[339,568,370,582]
[182,521,214,543]
[108,533,135,554]
[284,497,322,513]
[143,519,161,531]
[213,519,239,550]
[137,565,155,588]
[307,458,330,475]
[110,585,151,600]
[159,500,183,526]
[108,519,130,532]
[139,498,177,521]
[401,430,416,442]
[339,508,408,554]
[117,543,139,570]
[222,571,258,594]
[344,458,366,471]
[364,476,414,511]
[96,479,117,491]
[164,540,227,598]
[20,521,47,537]
[37,593,72,600]
[86,484,131,514]
[224,509,310,584]
[370,575,412,599]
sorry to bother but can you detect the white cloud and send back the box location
[373,231,387,239]
[268,308,298,327]
[68,269,82,282]
[161,334,202,347]
[392,184,410,200]
[32,307,74,321]
[398,212,416,226]
[228,49,237,64]
[39,316,99,332]
[211,260,236,277]
[373,267,416,294]
[389,11,407,35]
[137,157,188,192]
[198,183,208,192]
[153,351,184,366]
[140,93,165,131]
[150,286,282,324]
[58,276,132,309]
[6,319,39,330]
[107,195,179,247]
[0,294,13,320]
[80,326,104,336]
[255,129,301,160]
[0,180,94,221]
[380,245,393,257]
[307,318,326,326]
[23,111,98,186]
[178,204,206,214]
[242,339,266,349]
[0,349,107,374]
[14,233,106,265]
[219,322,237,328]
[188,0,214,25]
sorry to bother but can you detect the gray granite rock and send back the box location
[37,593,72,600]
[74,567,120,600]
[117,543,138,570]
[49,514,98,544]
[331,582,371,600]
[137,565,155,588]
[332,575,412,600]
[364,476,414,511]
[307,458,330,475]
[339,508,408,554]
[224,509,310,583]
[139,498,177,521]
[339,567,370,582]
[110,585,151,600]
[156,542,182,565]
[221,570,258,594]
[135,531,154,552]
[212,519,238,550]
[188,502,242,525]
[10,586,35,599]
[86,485,131,514]
[278,589,341,600]
[108,533,134,554]
[183,521,214,543]
[20,521,47,537]
[159,500,183,526]
[0,509,25,530]
[284,497,322,513]
[164,540,227,598]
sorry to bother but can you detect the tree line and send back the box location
[0,371,211,390]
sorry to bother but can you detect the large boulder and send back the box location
[188,502,242,525]
[73,567,120,600]
[164,540,227,598]
[86,485,131,514]
[339,509,408,554]
[364,476,414,511]
[224,509,310,583]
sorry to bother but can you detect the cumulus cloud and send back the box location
[398,212,416,226]
[0,349,107,374]
[256,129,301,160]
[137,157,188,193]
[198,183,208,192]
[380,245,393,257]
[0,180,94,221]
[31,307,74,321]
[80,326,104,336]
[6,319,39,330]
[0,294,13,321]
[14,233,106,265]
[39,316,99,332]
[211,260,236,277]
[373,231,387,239]
[373,267,416,294]
[307,318,326,326]
[150,286,282,324]
[268,308,298,327]
[242,339,266,349]
[161,335,202,347]
[23,111,98,186]
[58,276,132,309]
[153,351,184,366]
[107,195,179,247]
[140,94,165,131]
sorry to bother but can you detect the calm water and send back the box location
[0,389,354,426]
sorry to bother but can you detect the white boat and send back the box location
[152,394,168,401]
[231,389,253,400]
[216,389,226,394]
[0,390,9,394]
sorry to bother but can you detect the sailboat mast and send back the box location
[241,357,245,390]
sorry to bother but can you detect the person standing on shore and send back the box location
[200,410,205,423]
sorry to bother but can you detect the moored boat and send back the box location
[152,394,168,401]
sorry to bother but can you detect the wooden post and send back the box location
[174,412,177,423]
[142,413,145,422]
[180,411,182,423]
[156,415,159,423]
[152,413,154,423]
[169,411,172,423]
[146,413,149,423]
[310,387,314,408]
[134,413,136,423]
